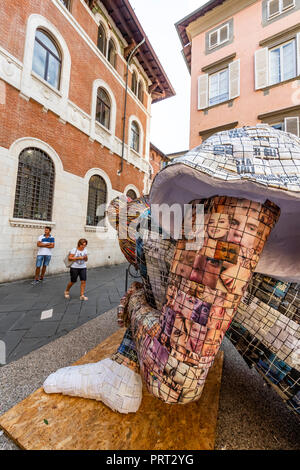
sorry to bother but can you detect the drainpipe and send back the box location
[117,37,145,176]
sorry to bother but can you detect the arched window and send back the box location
[107,38,116,68]
[59,0,71,10]
[131,71,137,95]
[13,148,55,221]
[138,80,144,104]
[32,29,61,89]
[97,23,107,55]
[130,121,140,153]
[95,88,110,129]
[126,189,137,200]
[86,175,107,226]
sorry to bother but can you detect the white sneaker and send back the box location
[43,358,143,414]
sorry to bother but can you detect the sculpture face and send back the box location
[121,195,280,404]
[43,125,300,417]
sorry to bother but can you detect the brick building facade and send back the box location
[0,0,174,282]
[149,143,170,182]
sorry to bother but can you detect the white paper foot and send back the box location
[43,358,143,414]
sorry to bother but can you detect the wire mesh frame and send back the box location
[86,175,107,226]
[13,148,55,221]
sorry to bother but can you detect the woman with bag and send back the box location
[64,238,88,301]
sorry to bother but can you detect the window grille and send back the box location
[13,148,55,221]
[86,175,107,226]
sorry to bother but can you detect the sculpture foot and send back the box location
[43,358,143,414]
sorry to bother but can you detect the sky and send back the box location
[129,0,207,155]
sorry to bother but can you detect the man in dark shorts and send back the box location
[32,226,55,285]
[64,239,88,301]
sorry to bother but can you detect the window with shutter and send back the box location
[282,0,295,10]
[269,39,296,85]
[220,25,229,44]
[229,59,240,99]
[267,0,295,19]
[268,0,280,17]
[209,68,229,106]
[198,74,208,110]
[208,23,229,50]
[284,117,299,136]
[255,48,269,90]
[209,31,218,48]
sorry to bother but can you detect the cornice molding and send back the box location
[9,218,56,229]
[186,0,257,41]
[259,22,300,47]
[201,52,236,73]
[258,105,300,120]
[199,120,238,137]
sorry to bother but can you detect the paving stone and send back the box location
[0,311,27,333]
[0,330,27,359]
[7,338,48,363]
[0,263,128,365]
[24,322,59,339]
[10,311,43,330]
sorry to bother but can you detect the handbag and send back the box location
[63,250,74,268]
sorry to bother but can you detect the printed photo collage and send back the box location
[130,196,280,404]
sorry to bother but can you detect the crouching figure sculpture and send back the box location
[44,125,300,414]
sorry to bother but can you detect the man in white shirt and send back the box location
[32,226,55,285]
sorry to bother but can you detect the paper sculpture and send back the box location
[44,125,300,416]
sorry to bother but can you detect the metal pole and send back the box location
[118,37,145,176]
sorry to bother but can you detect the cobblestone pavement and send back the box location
[0,263,139,366]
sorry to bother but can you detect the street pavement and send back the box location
[0,262,139,366]
[0,263,299,450]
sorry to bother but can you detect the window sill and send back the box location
[84,225,108,233]
[258,75,300,93]
[130,148,142,158]
[31,72,63,98]
[267,7,295,21]
[9,218,56,229]
[208,39,230,52]
[202,98,234,112]
[95,120,112,136]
